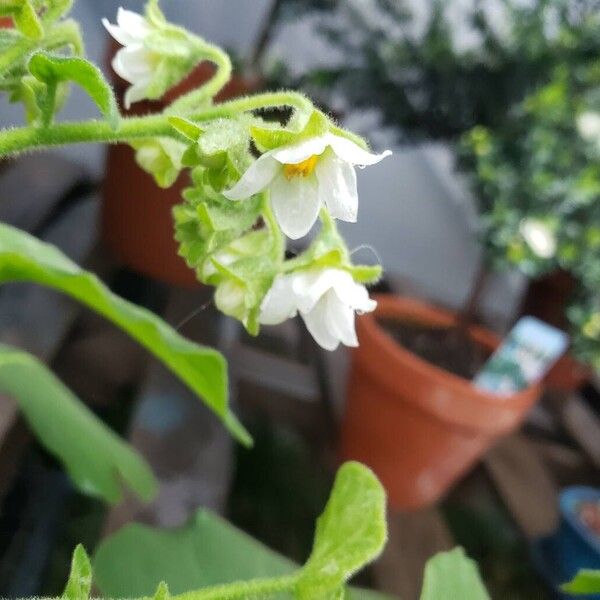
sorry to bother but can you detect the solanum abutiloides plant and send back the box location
[0,0,391,353]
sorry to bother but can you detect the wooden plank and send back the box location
[0,154,89,229]
[559,394,600,469]
[483,433,559,539]
[103,290,234,536]
[373,508,454,600]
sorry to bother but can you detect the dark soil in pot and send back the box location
[378,318,491,380]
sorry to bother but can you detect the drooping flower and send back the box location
[260,268,377,351]
[224,134,392,240]
[102,8,157,109]
[520,218,556,259]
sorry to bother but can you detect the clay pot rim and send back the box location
[362,294,542,410]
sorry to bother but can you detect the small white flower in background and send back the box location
[224,134,392,240]
[520,218,556,259]
[260,268,377,351]
[102,8,157,109]
[577,111,600,145]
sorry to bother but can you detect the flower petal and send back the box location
[123,78,152,109]
[112,45,154,82]
[316,152,358,222]
[271,173,320,240]
[302,296,340,351]
[116,7,152,41]
[327,134,392,167]
[224,154,280,201]
[102,18,136,47]
[324,290,358,347]
[271,136,330,164]
[292,269,345,314]
[332,274,377,313]
[259,276,299,325]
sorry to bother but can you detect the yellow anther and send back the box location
[283,155,319,180]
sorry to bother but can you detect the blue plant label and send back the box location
[474,316,569,394]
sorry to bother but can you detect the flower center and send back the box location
[283,155,319,180]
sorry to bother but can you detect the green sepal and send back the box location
[208,230,277,335]
[13,0,43,40]
[28,52,118,127]
[141,29,203,102]
[286,217,383,285]
[131,137,186,188]
[168,116,203,141]
[145,0,167,28]
[9,74,44,123]
[251,109,329,152]
[62,544,92,600]
[42,0,73,24]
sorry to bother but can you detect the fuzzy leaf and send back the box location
[562,570,600,595]
[28,52,118,126]
[93,466,392,600]
[62,545,92,599]
[420,548,490,600]
[0,222,250,446]
[296,462,387,599]
[0,345,157,503]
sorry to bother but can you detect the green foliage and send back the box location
[0,222,250,445]
[94,461,389,599]
[62,544,92,600]
[562,569,600,595]
[420,548,490,600]
[28,52,118,126]
[296,462,387,598]
[0,344,157,503]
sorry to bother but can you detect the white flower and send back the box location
[577,111,600,144]
[102,8,157,109]
[520,218,556,259]
[224,134,392,240]
[260,268,377,351]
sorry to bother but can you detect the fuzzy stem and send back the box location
[175,574,297,600]
[0,90,314,157]
[166,43,233,114]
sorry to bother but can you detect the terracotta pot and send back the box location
[102,47,259,286]
[339,294,542,510]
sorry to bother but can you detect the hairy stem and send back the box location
[167,43,232,114]
[0,90,314,157]
[175,574,297,600]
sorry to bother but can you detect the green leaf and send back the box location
[28,52,118,127]
[0,345,157,503]
[93,509,296,596]
[62,545,92,599]
[420,548,490,600]
[296,461,387,599]
[0,222,250,446]
[562,570,600,595]
[93,467,392,599]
